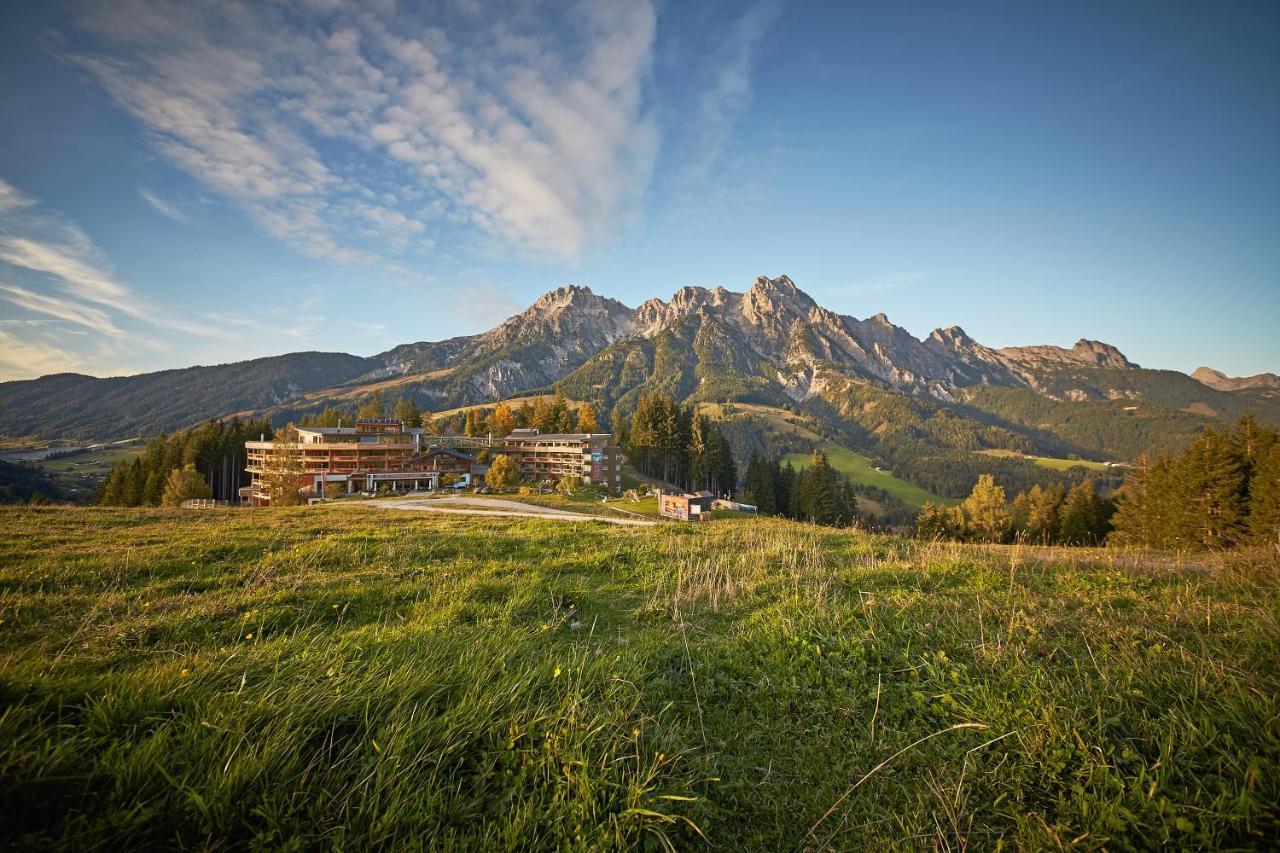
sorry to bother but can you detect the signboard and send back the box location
[590,450,604,480]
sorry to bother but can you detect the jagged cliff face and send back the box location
[8,272,1274,442]
[369,273,1158,410]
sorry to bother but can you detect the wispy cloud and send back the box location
[0,328,84,379]
[138,187,191,224]
[71,0,660,263]
[0,177,223,376]
[688,1,781,181]
[0,282,126,338]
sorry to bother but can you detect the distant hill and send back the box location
[1192,365,1280,392]
[0,352,373,440]
[4,275,1276,501]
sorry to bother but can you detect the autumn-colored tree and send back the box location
[161,464,212,506]
[488,403,516,437]
[577,402,600,434]
[486,454,521,490]
[262,425,306,506]
[419,410,439,435]
[961,474,1010,542]
[357,391,386,420]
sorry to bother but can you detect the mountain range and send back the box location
[2,275,1276,501]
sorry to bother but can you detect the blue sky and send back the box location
[0,0,1277,381]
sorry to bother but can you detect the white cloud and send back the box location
[71,0,660,263]
[0,282,126,338]
[138,187,191,224]
[0,329,85,380]
[0,178,35,214]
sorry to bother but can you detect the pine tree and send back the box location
[98,461,128,505]
[393,396,421,427]
[1180,428,1246,549]
[464,410,478,437]
[1247,443,1280,546]
[357,391,386,420]
[123,459,145,506]
[1059,477,1104,545]
[1027,483,1066,544]
[142,469,163,506]
[961,474,1009,542]
[577,403,600,434]
[532,396,557,433]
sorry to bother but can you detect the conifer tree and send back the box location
[960,474,1009,542]
[357,390,386,420]
[393,396,421,427]
[420,410,438,435]
[577,403,600,434]
[487,403,516,437]
[1247,443,1280,546]
[1059,477,1104,545]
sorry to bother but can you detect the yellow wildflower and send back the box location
[553,666,562,679]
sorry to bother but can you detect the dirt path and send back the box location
[362,496,657,527]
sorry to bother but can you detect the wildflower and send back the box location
[332,604,339,610]
[180,668,190,677]
[632,728,641,738]
[553,666,562,679]
[245,633,254,639]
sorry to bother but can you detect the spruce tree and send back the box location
[1247,443,1280,546]
[393,396,421,427]
[1059,477,1103,545]
[357,390,386,420]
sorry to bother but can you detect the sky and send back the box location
[0,0,1277,381]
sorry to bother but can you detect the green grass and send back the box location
[978,449,1113,473]
[785,445,957,508]
[1,505,1277,849]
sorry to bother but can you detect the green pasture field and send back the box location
[0,505,1276,849]
[784,445,956,509]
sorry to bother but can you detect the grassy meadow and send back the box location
[1,505,1277,849]
[784,446,955,508]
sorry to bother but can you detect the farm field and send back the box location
[1,505,1276,849]
[8,441,144,499]
[784,445,956,508]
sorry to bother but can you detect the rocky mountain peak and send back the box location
[530,283,597,311]
[927,325,976,350]
[1192,366,1280,392]
[1070,339,1136,369]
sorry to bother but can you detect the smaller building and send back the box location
[658,489,714,522]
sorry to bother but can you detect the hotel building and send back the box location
[243,420,622,503]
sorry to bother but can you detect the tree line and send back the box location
[97,418,273,506]
[301,387,603,439]
[741,451,860,528]
[1110,415,1279,550]
[622,394,737,497]
[915,474,1113,545]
